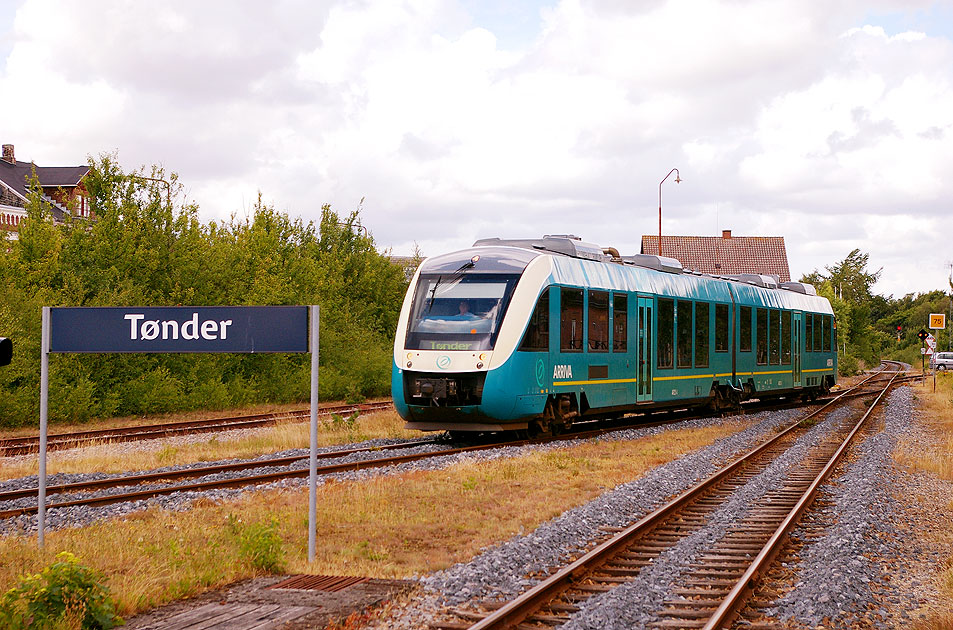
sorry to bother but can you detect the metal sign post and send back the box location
[929,313,946,393]
[39,308,50,548]
[37,306,313,550]
[308,305,319,563]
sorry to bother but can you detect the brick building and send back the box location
[641,230,791,281]
[0,143,91,238]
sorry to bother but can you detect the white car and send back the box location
[931,351,953,371]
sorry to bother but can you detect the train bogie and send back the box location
[393,236,837,434]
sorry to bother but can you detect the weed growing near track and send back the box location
[226,515,285,574]
[0,551,122,629]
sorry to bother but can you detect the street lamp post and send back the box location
[658,168,681,256]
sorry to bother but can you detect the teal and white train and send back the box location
[392,235,837,435]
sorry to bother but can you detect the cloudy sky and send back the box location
[2,0,952,298]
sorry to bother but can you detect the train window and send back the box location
[805,313,814,353]
[658,298,674,369]
[695,302,710,368]
[770,309,781,365]
[560,287,584,352]
[613,294,628,352]
[588,290,609,352]
[813,313,823,352]
[519,288,550,352]
[822,314,831,352]
[756,308,768,365]
[677,300,693,368]
[715,304,729,352]
[405,272,521,351]
[781,310,792,365]
[739,306,752,352]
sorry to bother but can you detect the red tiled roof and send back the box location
[641,231,791,281]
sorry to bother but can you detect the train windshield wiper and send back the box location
[426,261,475,313]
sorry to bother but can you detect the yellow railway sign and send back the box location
[930,313,946,329]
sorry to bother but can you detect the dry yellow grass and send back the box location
[899,375,953,480]
[0,420,746,620]
[0,410,418,481]
[899,374,953,627]
[0,401,326,439]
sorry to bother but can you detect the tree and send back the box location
[801,249,882,369]
[0,155,410,426]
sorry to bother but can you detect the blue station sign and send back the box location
[49,306,309,354]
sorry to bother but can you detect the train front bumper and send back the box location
[391,363,544,432]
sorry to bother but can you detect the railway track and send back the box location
[0,400,393,457]
[0,366,914,533]
[0,386,859,522]
[0,411,709,521]
[427,362,905,630]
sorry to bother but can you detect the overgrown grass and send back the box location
[900,373,953,628]
[0,420,745,620]
[0,410,416,481]
[900,374,953,480]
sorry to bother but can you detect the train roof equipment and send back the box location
[469,234,818,295]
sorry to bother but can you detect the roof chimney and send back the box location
[1,144,13,165]
[722,230,731,239]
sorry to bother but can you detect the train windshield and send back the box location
[405,273,520,351]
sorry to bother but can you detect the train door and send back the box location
[793,311,802,388]
[637,296,653,402]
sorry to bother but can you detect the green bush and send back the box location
[0,159,408,428]
[121,367,183,415]
[0,552,122,630]
[838,353,860,376]
[226,515,285,574]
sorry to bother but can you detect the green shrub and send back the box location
[226,515,285,574]
[0,552,122,630]
[121,367,183,415]
[838,353,860,376]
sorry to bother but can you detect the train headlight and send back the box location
[476,362,484,369]
[406,361,413,368]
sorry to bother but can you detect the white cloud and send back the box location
[1,0,951,297]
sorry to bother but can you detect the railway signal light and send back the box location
[0,337,10,367]
[917,329,929,342]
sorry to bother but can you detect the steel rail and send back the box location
[699,366,903,629]
[0,422,655,520]
[0,393,820,521]
[0,438,441,503]
[0,401,393,457]
[0,398,810,518]
[463,362,900,630]
[2,366,899,526]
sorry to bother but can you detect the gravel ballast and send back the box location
[1,411,774,537]
[762,386,953,628]
[380,385,953,629]
[376,408,802,629]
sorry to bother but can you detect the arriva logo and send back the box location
[553,364,572,379]
[437,355,452,370]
